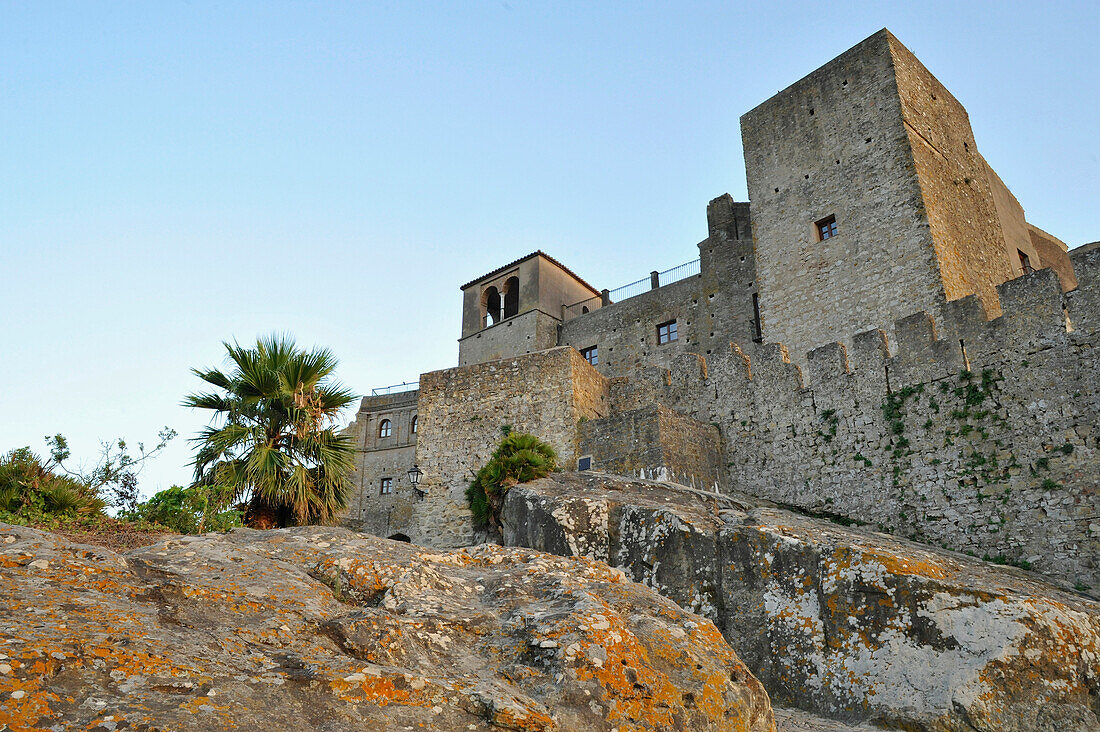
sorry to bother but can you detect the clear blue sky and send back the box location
[2,1,1097,498]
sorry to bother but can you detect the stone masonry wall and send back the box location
[578,404,724,490]
[891,33,1015,316]
[1032,224,1078,291]
[982,155,1041,280]
[458,308,561,367]
[411,347,611,547]
[339,391,419,538]
[741,29,950,366]
[340,444,418,538]
[560,196,757,380]
[617,252,1100,590]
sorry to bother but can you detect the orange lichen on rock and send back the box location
[503,473,1100,731]
[0,523,775,731]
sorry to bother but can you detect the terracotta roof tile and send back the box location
[460,250,600,295]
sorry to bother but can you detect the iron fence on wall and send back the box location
[562,257,701,321]
[370,381,419,396]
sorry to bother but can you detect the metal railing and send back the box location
[562,257,701,321]
[370,381,419,396]
[608,274,653,303]
[657,258,700,286]
[562,294,601,320]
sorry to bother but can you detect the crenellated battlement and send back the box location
[604,248,1099,591]
[631,250,1099,405]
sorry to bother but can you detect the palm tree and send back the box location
[466,429,557,536]
[184,334,358,528]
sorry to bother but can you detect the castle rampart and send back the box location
[617,249,1100,589]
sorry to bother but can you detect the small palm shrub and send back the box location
[466,431,557,535]
[0,448,108,526]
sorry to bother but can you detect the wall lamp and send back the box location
[408,464,425,498]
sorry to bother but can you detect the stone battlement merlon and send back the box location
[644,250,1096,398]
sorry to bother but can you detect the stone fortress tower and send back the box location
[741,29,1072,361]
[342,29,1095,590]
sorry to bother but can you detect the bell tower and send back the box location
[457,251,601,366]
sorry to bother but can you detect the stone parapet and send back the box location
[619,258,1100,589]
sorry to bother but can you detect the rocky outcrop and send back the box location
[0,523,775,731]
[502,472,1100,731]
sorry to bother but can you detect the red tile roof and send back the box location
[460,250,600,295]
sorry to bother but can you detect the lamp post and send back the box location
[408,465,425,499]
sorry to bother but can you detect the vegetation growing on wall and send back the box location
[466,429,557,536]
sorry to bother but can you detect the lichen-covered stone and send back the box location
[0,523,774,731]
[504,473,1100,731]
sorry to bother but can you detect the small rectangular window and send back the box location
[657,320,678,345]
[581,346,598,366]
[1018,249,1033,274]
[816,215,838,241]
[380,478,393,495]
[577,456,592,471]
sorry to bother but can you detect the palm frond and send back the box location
[189,367,233,390]
[182,391,235,412]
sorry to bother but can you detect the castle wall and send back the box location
[578,404,724,490]
[458,308,561,367]
[1030,224,1077,291]
[741,30,949,363]
[981,155,1041,279]
[341,444,418,537]
[412,347,611,547]
[560,275,705,378]
[891,35,1015,315]
[559,197,757,379]
[622,252,1100,589]
[339,390,420,538]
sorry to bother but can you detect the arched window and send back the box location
[503,276,520,319]
[483,286,502,326]
[410,415,418,434]
[379,419,392,438]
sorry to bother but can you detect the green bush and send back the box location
[125,484,242,534]
[466,431,557,534]
[0,447,108,527]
